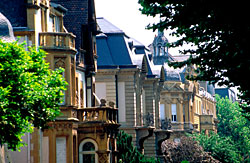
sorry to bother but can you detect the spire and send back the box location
[150,29,170,65]
[158,29,164,37]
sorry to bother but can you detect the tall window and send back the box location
[160,104,165,120]
[79,139,98,163]
[56,137,66,163]
[171,104,177,122]
[118,82,126,122]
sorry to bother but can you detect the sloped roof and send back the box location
[96,17,124,34]
[163,64,182,82]
[51,0,89,50]
[96,18,133,66]
[96,17,162,79]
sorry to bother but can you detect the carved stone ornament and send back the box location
[55,57,66,69]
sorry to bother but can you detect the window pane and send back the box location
[160,104,165,120]
[82,154,95,163]
[171,104,177,114]
[82,142,95,151]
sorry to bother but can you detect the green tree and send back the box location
[215,95,250,161]
[191,132,241,163]
[138,0,250,116]
[190,95,250,162]
[117,131,159,163]
[0,40,67,150]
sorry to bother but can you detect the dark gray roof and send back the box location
[96,34,115,65]
[96,18,133,66]
[50,2,68,13]
[0,0,27,27]
[0,13,15,42]
[163,64,183,82]
[97,17,163,79]
[207,84,215,95]
[96,17,157,77]
[97,17,124,34]
[51,0,89,50]
[164,70,181,81]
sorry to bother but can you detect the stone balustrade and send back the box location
[39,32,75,51]
[28,0,48,6]
[171,122,194,130]
[78,107,118,124]
[200,114,214,124]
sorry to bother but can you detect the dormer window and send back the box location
[49,15,61,32]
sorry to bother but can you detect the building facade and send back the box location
[0,0,119,163]
[95,18,171,158]
[152,31,217,140]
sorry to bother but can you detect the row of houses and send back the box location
[95,17,217,157]
[0,0,217,162]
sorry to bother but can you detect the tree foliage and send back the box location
[190,95,250,162]
[138,0,250,115]
[161,136,219,163]
[117,131,159,163]
[191,132,241,163]
[215,95,250,161]
[0,40,67,150]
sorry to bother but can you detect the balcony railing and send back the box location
[39,32,76,51]
[58,106,118,125]
[28,0,48,6]
[200,115,214,124]
[171,122,194,130]
[78,107,118,124]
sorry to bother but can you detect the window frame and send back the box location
[79,139,98,163]
[171,104,177,122]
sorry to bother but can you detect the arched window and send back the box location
[79,139,98,163]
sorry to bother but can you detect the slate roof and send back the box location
[51,0,89,50]
[163,65,182,82]
[0,0,27,27]
[96,17,160,78]
[96,18,133,67]
[96,17,123,34]
[0,13,15,42]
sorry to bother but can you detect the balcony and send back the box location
[78,107,118,124]
[58,104,119,126]
[39,32,76,51]
[170,122,194,131]
[200,115,214,124]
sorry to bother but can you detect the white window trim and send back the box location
[171,104,177,122]
[79,139,98,163]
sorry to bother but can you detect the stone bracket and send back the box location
[135,127,155,153]
[154,130,172,155]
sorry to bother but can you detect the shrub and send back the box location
[161,136,219,163]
